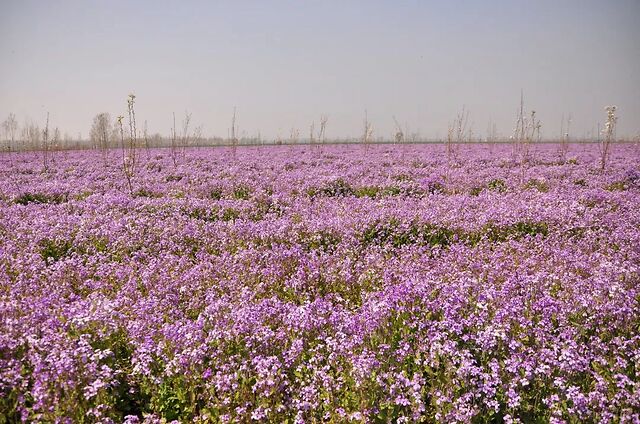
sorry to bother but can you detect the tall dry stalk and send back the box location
[511,93,541,183]
[318,115,328,153]
[42,112,50,171]
[447,107,469,164]
[559,114,571,163]
[118,94,138,193]
[127,94,138,169]
[180,112,192,160]
[231,107,238,159]
[362,110,373,152]
[392,116,404,146]
[289,127,299,145]
[599,105,617,172]
[171,112,178,166]
[51,127,60,166]
[143,120,149,158]
[486,119,497,154]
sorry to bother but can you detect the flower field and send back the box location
[0,144,639,423]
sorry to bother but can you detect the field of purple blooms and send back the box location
[0,143,639,423]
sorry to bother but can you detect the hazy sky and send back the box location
[1,0,639,140]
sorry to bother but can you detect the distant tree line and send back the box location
[1,108,634,154]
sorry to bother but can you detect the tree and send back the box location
[2,113,18,152]
[90,113,112,165]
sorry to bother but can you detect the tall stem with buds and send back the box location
[117,115,132,193]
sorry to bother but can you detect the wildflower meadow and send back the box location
[1,143,638,422]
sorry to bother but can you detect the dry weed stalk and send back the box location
[171,112,178,166]
[559,114,571,162]
[447,107,469,163]
[318,115,328,153]
[143,120,149,158]
[180,112,192,159]
[362,111,373,152]
[117,94,138,193]
[51,127,60,166]
[192,125,203,148]
[392,116,404,145]
[486,119,498,154]
[599,105,617,172]
[289,128,299,146]
[230,107,238,159]
[319,115,328,143]
[511,93,541,183]
[42,112,50,171]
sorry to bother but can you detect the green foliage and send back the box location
[354,185,381,198]
[318,179,354,197]
[73,191,93,201]
[359,220,455,249]
[14,192,68,205]
[185,206,220,222]
[359,220,548,249]
[209,187,223,200]
[605,181,628,191]
[299,229,342,253]
[165,174,183,182]
[382,185,403,196]
[133,188,162,198]
[307,181,427,199]
[470,178,508,196]
[487,179,507,193]
[469,186,484,196]
[39,238,73,264]
[233,185,252,200]
[524,179,550,193]
[250,196,284,221]
[392,174,413,182]
[0,390,21,424]
[148,377,199,421]
[222,207,241,222]
[425,180,446,195]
